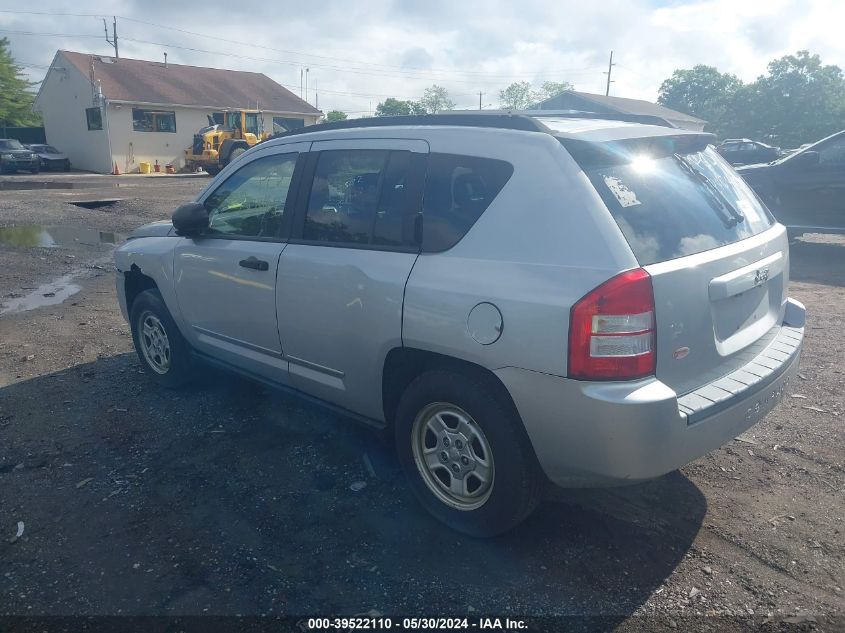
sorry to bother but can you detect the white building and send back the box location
[35,51,322,174]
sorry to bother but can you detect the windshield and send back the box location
[0,139,25,150]
[562,137,774,265]
[33,145,59,153]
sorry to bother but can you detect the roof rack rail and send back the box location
[271,113,550,140]
[270,109,677,140]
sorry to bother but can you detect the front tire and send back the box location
[227,147,246,165]
[394,369,545,536]
[129,289,192,388]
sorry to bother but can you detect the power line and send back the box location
[1,18,597,107]
[0,28,101,38]
[119,35,596,87]
[0,10,107,17]
[0,9,601,81]
[115,15,600,80]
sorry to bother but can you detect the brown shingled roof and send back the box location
[61,51,320,115]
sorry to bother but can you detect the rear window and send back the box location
[563,136,774,265]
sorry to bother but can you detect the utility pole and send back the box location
[305,68,310,104]
[478,92,483,110]
[300,69,303,99]
[604,50,615,96]
[103,16,118,58]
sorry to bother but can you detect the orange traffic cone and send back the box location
[112,161,120,175]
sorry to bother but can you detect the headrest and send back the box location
[453,173,486,208]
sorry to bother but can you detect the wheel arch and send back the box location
[123,264,159,313]
[381,347,521,431]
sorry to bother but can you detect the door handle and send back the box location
[239,256,269,271]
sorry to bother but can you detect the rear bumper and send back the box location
[496,299,805,487]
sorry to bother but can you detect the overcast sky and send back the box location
[2,0,843,116]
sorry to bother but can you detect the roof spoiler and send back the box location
[473,109,679,129]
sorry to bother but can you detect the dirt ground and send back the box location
[0,173,842,632]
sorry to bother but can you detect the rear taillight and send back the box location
[568,268,656,381]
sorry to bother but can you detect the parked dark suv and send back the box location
[717,139,781,166]
[0,139,40,174]
[737,129,845,236]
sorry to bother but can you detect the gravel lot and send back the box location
[0,173,842,631]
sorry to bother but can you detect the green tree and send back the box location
[324,110,347,122]
[498,80,573,109]
[0,38,41,127]
[657,65,743,137]
[498,81,535,110]
[375,98,414,117]
[659,53,845,145]
[536,80,573,102]
[418,85,455,114]
[750,51,845,147]
[409,101,427,115]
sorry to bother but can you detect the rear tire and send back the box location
[129,289,192,388]
[394,369,545,536]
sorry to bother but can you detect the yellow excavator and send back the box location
[184,110,271,175]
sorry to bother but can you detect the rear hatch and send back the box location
[562,133,787,395]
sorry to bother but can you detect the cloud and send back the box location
[400,47,434,71]
[2,0,843,116]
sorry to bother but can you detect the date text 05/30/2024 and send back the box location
[306,617,528,630]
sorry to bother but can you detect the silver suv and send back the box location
[115,113,805,536]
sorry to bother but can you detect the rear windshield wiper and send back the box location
[673,154,745,228]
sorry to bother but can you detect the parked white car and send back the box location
[115,113,805,535]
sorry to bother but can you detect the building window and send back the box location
[273,117,305,134]
[132,108,176,133]
[86,107,103,131]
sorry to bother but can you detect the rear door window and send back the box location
[562,137,774,265]
[421,154,513,252]
[301,149,423,249]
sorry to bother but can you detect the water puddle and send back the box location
[0,181,122,191]
[1,273,83,315]
[0,225,123,249]
[69,199,122,209]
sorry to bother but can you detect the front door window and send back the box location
[204,153,298,239]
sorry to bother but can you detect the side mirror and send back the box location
[790,150,820,169]
[172,202,209,237]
